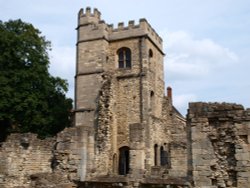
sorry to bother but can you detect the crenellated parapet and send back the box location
[107,18,163,51]
[77,7,163,51]
[78,7,101,25]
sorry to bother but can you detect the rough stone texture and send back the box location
[29,172,74,188]
[187,102,250,188]
[0,133,55,188]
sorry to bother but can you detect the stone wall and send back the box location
[0,133,54,188]
[187,102,250,188]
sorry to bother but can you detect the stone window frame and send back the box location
[154,143,170,168]
[117,47,132,69]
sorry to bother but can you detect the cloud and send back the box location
[160,30,240,114]
[162,30,239,81]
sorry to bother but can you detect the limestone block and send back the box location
[194,176,212,187]
[235,153,250,161]
[237,171,250,178]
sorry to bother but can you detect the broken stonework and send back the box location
[187,102,250,188]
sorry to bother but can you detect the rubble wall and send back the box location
[187,102,250,188]
[0,133,54,188]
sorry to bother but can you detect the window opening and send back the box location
[117,48,131,68]
[149,49,153,58]
[160,146,168,166]
[150,91,155,112]
[154,144,158,166]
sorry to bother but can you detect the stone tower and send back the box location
[1,6,250,188]
[74,7,188,187]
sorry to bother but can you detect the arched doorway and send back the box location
[118,146,130,175]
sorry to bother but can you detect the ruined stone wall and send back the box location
[188,102,250,188]
[0,133,54,188]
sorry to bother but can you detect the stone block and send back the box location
[194,177,212,187]
[237,171,250,178]
[235,153,250,161]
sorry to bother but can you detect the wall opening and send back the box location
[119,146,130,175]
[150,91,155,113]
[154,144,158,166]
[149,49,153,58]
[160,146,168,166]
[117,47,131,69]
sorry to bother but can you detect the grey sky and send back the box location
[1,0,250,115]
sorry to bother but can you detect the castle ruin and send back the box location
[0,7,249,188]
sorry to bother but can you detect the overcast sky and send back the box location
[1,0,250,115]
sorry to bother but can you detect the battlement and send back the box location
[78,7,101,25]
[107,18,162,48]
[108,18,162,43]
[77,7,163,50]
[78,7,101,19]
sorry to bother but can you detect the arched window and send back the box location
[117,47,131,68]
[160,146,168,166]
[119,146,130,175]
[149,49,153,58]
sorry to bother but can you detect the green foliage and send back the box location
[0,19,73,139]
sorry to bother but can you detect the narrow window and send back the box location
[154,144,158,166]
[149,49,153,58]
[150,91,155,112]
[160,146,168,166]
[117,47,131,68]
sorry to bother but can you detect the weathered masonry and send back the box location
[73,7,188,187]
[187,102,250,188]
[0,7,249,188]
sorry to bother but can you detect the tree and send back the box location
[0,19,73,140]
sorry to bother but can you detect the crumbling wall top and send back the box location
[188,102,250,120]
